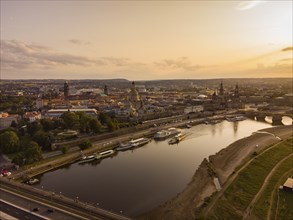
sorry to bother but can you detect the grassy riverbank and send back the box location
[140,125,292,220]
[206,137,293,219]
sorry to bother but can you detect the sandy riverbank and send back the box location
[139,125,293,220]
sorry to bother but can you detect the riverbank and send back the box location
[139,125,293,220]
[10,114,232,181]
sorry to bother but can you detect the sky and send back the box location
[1,0,292,80]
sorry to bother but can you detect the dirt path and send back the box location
[242,153,293,220]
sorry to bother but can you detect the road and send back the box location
[0,188,80,220]
[0,178,132,220]
[0,200,48,220]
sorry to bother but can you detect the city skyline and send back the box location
[1,0,292,80]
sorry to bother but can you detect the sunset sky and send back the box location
[1,0,292,80]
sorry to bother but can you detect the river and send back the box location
[35,117,292,217]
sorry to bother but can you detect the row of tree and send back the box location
[0,130,43,166]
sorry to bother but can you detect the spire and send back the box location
[64,80,69,100]
[234,83,239,98]
[219,80,224,96]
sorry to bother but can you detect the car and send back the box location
[32,207,39,212]
[47,208,54,213]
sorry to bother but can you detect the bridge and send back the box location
[244,110,293,125]
[0,178,131,220]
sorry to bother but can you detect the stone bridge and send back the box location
[245,110,293,125]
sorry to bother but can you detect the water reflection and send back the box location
[36,120,273,217]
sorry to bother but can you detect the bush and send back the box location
[60,145,69,154]
[78,139,92,150]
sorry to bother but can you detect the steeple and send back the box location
[104,85,108,96]
[234,83,239,98]
[64,81,69,100]
[219,81,224,96]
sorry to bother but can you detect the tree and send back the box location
[10,120,18,128]
[77,112,91,133]
[23,141,43,164]
[27,121,42,136]
[33,130,53,151]
[12,153,25,166]
[60,145,69,154]
[98,112,111,125]
[89,118,102,133]
[0,131,20,153]
[78,139,92,150]
[52,118,66,130]
[62,112,79,129]
[40,118,54,132]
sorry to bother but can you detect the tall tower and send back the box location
[104,85,108,96]
[64,81,69,100]
[219,81,224,96]
[234,83,239,98]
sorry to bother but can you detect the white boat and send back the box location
[28,178,39,185]
[154,130,171,140]
[167,127,181,135]
[130,138,150,147]
[79,153,98,164]
[168,133,186,145]
[99,149,115,158]
[116,142,133,151]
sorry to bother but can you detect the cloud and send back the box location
[0,40,133,70]
[68,39,91,45]
[154,57,202,71]
[281,47,293,52]
[236,0,265,10]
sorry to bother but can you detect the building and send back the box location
[204,82,243,111]
[0,112,19,129]
[36,98,44,109]
[46,108,97,118]
[282,177,293,192]
[104,85,109,96]
[124,81,144,117]
[24,111,42,122]
[64,81,69,100]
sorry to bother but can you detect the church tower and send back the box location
[64,81,69,100]
[219,81,224,96]
[104,85,109,96]
[234,83,239,98]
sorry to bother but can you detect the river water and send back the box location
[35,117,292,217]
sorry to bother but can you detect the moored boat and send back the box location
[154,130,171,140]
[154,128,180,140]
[27,178,39,185]
[116,142,133,151]
[78,153,98,164]
[130,138,150,147]
[168,133,186,145]
[99,149,115,158]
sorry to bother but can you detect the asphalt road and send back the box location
[0,200,47,220]
[0,189,80,220]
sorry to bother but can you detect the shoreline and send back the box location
[10,114,232,181]
[139,125,293,220]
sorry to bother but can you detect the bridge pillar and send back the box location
[255,114,266,121]
[272,115,283,125]
[245,112,256,120]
